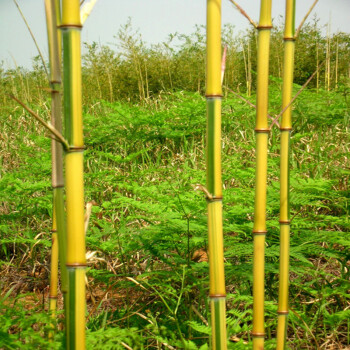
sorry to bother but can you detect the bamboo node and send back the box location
[251,332,266,337]
[254,128,270,133]
[49,295,58,299]
[52,184,64,189]
[252,230,267,235]
[50,229,57,233]
[67,146,85,153]
[49,80,61,85]
[205,94,223,98]
[279,127,293,131]
[58,24,82,29]
[277,310,289,315]
[257,25,273,30]
[279,220,291,225]
[284,37,296,42]
[209,293,226,298]
[66,263,87,267]
[206,196,223,203]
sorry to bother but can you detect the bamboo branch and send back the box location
[294,0,319,39]
[223,85,280,127]
[12,0,49,79]
[80,0,99,24]
[269,60,326,129]
[9,95,69,150]
[221,45,228,85]
[227,0,258,28]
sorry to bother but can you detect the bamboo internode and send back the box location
[206,0,227,348]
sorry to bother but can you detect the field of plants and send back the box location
[0,10,349,350]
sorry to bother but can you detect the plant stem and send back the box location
[206,0,227,349]
[252,1,272,349]
[61,1,86,348]
[277,1,295,349]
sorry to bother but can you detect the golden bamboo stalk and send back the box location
[206,0,227,349]
[252,1,272,349]
[276,1,295,349]
[45,0,68,325]
[61,1,86,348]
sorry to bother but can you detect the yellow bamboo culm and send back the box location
[45,0,67,336]
[277,1,295,348]
[61,1,86,349]
[206,1,227,349]
[252,1,272,349]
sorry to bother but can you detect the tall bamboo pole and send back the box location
[252,1,272,349]
[61,1,86,348]
[276,1,295,349]
[206,0,227,349]
[45,0,68,319]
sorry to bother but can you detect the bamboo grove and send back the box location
[3,0,349,349]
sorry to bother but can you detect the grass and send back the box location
[0,81,349,348]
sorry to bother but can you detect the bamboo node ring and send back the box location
[252,230,267,235]
[67,146,85,152]
[50,229,57,233]
[205,94,223,98]
[251,332,266,337]
[206,196,223,203]
[277,310,289,315]
[257,25,273,30]
[284,37,296,41]
[209,293,226,298]
[52,184,64,189]
[59,24,82,29]
[66,263,87,267]
[279,127,293,131]
[255,128,270,133]
[279,220,291,224]
[49,295,58,299]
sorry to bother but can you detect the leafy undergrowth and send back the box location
[0,85,349,349]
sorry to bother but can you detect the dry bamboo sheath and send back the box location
[252,1,272,349]
[277,1,296,348]
[61,1,86,348]
[206,0,227,349]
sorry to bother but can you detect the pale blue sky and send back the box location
[0,0,349,70]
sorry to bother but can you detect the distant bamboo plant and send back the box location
[61,1,86,348]
[252,1,272,349]
[44,0,68,323]
[276,1,295,348]
[205,0,227,348]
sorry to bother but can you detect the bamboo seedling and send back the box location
[206,0,227,348]
[61,0,86,348]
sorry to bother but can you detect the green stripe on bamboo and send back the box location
[277,1,295,348]
[252,1,272,349]
[62,1,86,348]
